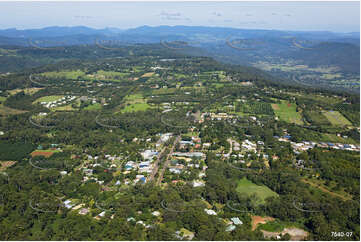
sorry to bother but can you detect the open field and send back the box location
[8,87,44,96]
[84,103,102,111]
[0,103,27,115]
[121,103,151,113]
[119,94,151,113]
[272,100,303,125]
[322,110,352,126]
[31,149,61,158]
[41,70,85,79]
[236,178,278,205]
[33,95,64,103]
[301,178,352,201]
[251,216,275,231]
[0,161,16,171]
[42,70,132,82]
[53,104,76,111]
[141,72,155,77]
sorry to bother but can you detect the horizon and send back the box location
[1,24,360,35]
[0,1,359,33]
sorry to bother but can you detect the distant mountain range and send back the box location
[0,25,359,91]
[0,25,359,42]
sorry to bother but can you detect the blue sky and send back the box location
[0,1,359,32]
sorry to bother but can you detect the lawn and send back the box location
[236,177,278,205]
[272,100,303,125]
[322,110,352,126]
[33,95,64,103]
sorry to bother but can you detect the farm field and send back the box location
[236,177,278,205]
[322,110,352,126]
[272,100,303,125]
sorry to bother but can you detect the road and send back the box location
[146,146,167,183]
[225,138,234,157]
[156,135,181,186]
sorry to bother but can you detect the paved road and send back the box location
[156,135,181,186]
[147,146,167,183]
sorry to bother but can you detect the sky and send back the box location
[0,1,359,32]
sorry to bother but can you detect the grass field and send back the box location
[33,95,64,103]
[119,94,151,113]
[272,100,303,125]
[42,70,85,79]
[322,110,352,126]
[301,178,352,201]
[236,177,278,205]
[53,104,76,111]
[121,103,151,113]
[8,88,44,96]
[0,96,6,102]
[141,72,155,77]
[152,88,177,95]
[42,70,131,82]
[257,220,304,233]
[84,103,102,111]
[0,103,27,115]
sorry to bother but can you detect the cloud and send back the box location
[73,16,94,19]
[211,11,222,17]
[239,20,267,25]
[159,11,190,21]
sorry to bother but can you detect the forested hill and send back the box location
[284,42,360,73]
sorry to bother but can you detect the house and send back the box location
[198,172,206,178]
[127,217,136,222]
[152,211,161,216]
[231,217,243,225]
[169,168,181,174]
[172,152,204,158]
[78,208,89,215]
[175,228,194,240]
[139,161,150,168]
[226,225,236,232]
[204,209,217,215]
[60,171,67,176]
[63,200,75,209]
[192,180,205,187]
